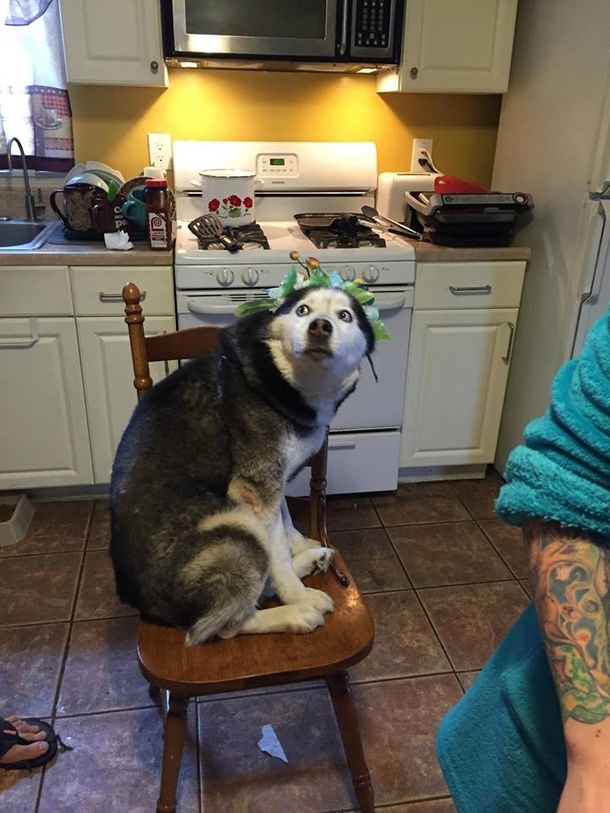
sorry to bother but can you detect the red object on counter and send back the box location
[145,179,172,250]
[434,175,490,194]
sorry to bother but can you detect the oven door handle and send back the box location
[187,300,238,315]
[375,294,407,311]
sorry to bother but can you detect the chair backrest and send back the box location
[122,281,220,400]
[121,281,330,545]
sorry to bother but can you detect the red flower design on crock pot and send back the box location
[243,196,253,209]
[229,195,242,207]
[208,198,220,212]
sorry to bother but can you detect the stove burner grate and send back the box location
[296,214,386,249]
[189,219,270,251]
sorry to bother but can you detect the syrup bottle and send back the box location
[145,178,172,250]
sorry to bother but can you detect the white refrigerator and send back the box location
[492,0,610,473]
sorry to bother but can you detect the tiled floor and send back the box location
[0,470,531,813]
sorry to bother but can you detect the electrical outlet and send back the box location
[410,138,434,172]
[147,133,172,170]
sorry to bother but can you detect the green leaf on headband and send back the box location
[234,298,276,317]
[309,269,331,287]
[280,265,297,298]
[372,320,392,341]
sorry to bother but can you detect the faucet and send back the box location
[7,137,46,221]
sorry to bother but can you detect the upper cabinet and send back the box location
[378,0,518,94]
[59,0,168,87]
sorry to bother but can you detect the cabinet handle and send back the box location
[99,291,146,303]
[449,285,492,295]
[409,67,418,78]
[502,322,515,364]
[0,317,39,348]
[150,60,159,74]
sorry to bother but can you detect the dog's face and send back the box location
[271,286,375,377]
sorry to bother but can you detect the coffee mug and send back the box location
[50,183,107,232]
[121,187,147,231]
[91,195,128,234]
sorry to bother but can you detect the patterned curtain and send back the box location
[0,0,74,171]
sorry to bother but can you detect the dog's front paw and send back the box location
[285,602,326,634]
[302,587,334,615]
[291,546,333,579]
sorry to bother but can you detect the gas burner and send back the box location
[294,213,386,249]
[306,229,387,249]
[189,219,270,251]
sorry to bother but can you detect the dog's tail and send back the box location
[181,513,270,646]
[185,591,256,645]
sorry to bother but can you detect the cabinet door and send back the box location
[77,316,177,484]
[0,318,93,488]
[379,0,518,93]
[401,309,518,468]
[59,0,168,87]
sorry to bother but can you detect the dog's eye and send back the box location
[338,310,353,323]
[296,304,310,316]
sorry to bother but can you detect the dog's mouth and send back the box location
[304,346,333,360]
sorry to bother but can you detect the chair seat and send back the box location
[137,550,375,695]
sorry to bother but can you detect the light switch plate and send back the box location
[147,133,172,170]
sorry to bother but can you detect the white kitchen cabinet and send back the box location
[59,0,168,87]
[0,317,93,489]
[401,308,518,467]
[400,260,526,473]
[0,263,175,491]
[70,264,176,484]
[77,315,176,482]
[378,0,518,94]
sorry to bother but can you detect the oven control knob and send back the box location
[363,265,380,284]
[340,265,356,281]
[216,268,234,287]
[241,267,259,287]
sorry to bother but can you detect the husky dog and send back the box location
[110,285,375,645]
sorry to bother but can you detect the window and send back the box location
[0,0,74,171]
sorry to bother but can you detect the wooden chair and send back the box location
[121,282,376,813]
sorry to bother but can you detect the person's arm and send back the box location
[524,517,610,812]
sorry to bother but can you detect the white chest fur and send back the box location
[282,423,328,483]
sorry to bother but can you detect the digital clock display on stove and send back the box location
[270,158,285,165]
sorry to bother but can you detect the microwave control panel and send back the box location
[257,153,298,178]
[351,0,397,58]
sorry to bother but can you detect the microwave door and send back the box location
[171,0,338,59]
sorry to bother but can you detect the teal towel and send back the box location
[496,311,610,534]
[437,604,565,813]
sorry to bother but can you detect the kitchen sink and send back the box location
[0,219,56,250]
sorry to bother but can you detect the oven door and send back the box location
[176,286,413,431]
[165,0,338,59]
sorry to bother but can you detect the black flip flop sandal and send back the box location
[0,718,72,771]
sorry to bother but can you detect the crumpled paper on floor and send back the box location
[257,724,288,763]
[104,230,133,251]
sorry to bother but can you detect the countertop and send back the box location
[0,222,531,266]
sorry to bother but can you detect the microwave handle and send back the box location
[339,0,348,55]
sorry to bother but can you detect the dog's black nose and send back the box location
[308,318,333,337]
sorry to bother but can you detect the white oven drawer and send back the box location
[415,261,526,310]
[285,430,400,496]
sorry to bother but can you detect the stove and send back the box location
[171,141,416,495]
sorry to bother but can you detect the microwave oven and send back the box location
[160,0,404,71]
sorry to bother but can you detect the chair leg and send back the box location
[326,671,374,813]
[156,693,189,813]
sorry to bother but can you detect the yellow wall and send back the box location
[70,68,501,186]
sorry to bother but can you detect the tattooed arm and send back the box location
[524,518,610,812]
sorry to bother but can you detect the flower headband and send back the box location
[235,252,391,381]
